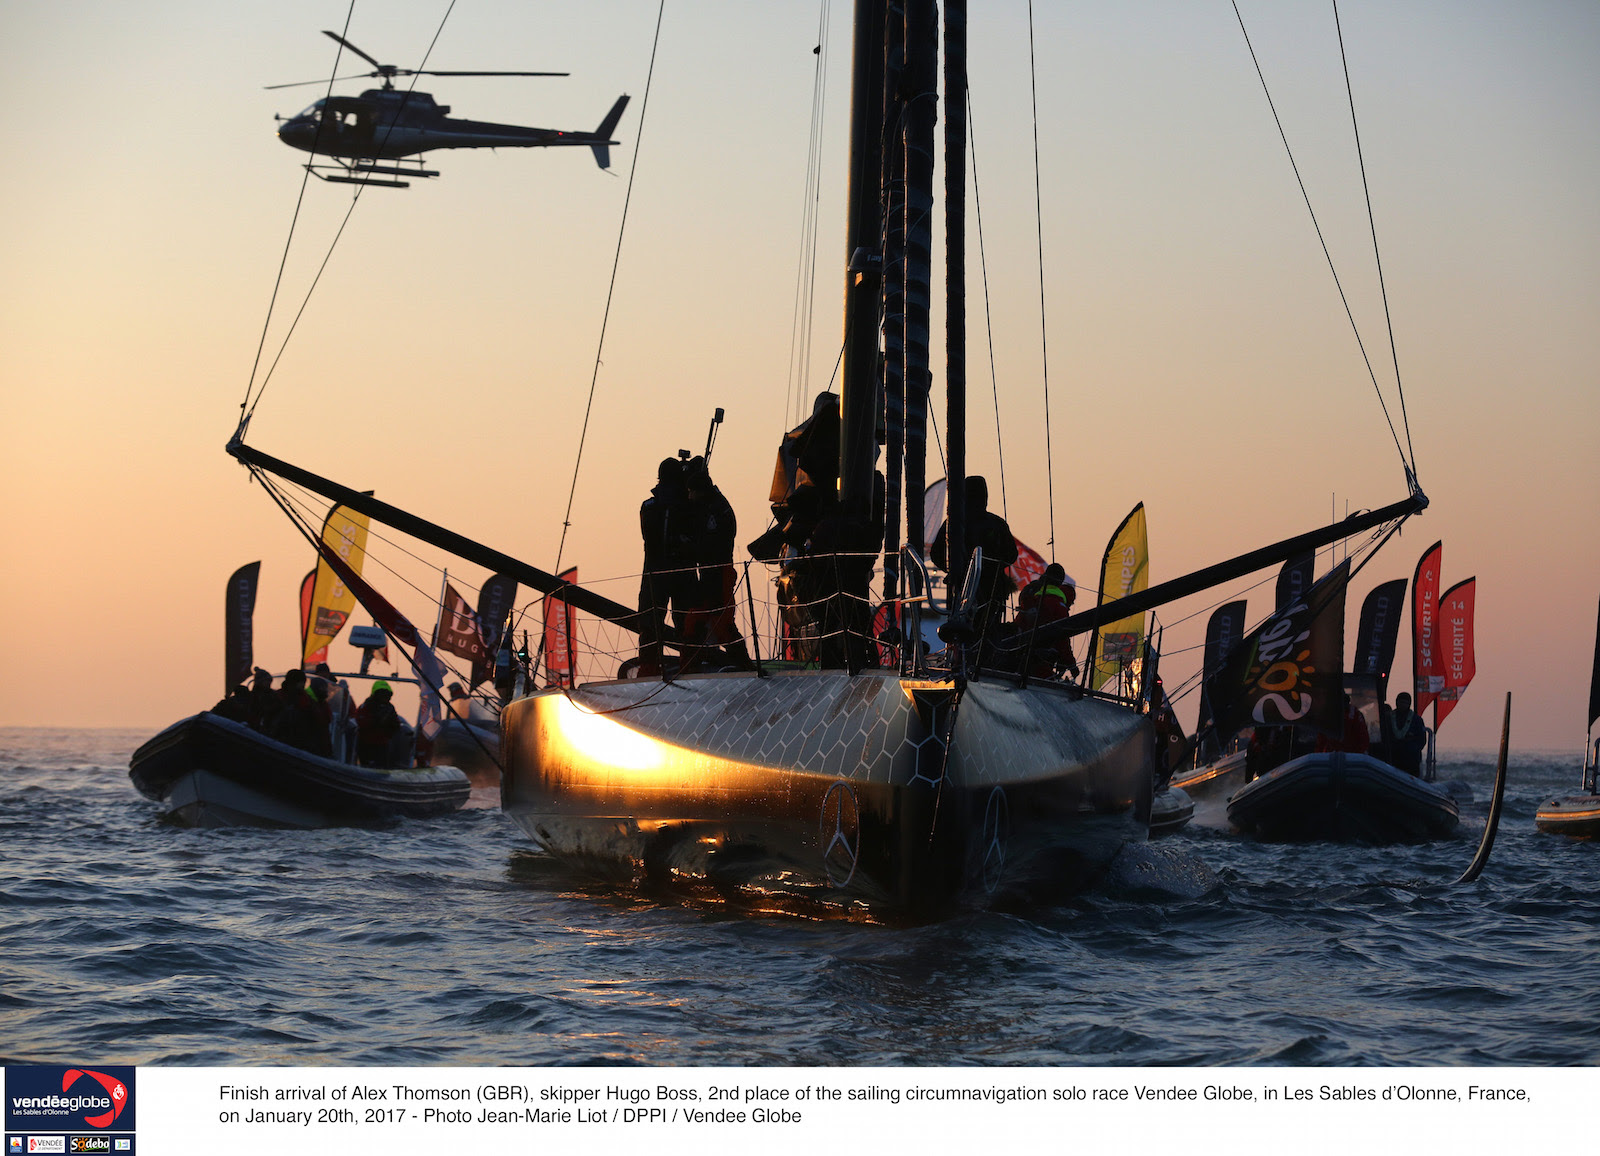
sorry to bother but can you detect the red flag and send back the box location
[1411,541,1443,714]
[1434,577,1476,729]
[543,568,578,687]
[1006,538,1048,592]
[299,568,325,667]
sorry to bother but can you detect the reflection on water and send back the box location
[1,728,1597,1066]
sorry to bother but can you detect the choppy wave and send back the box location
[1,727,1596,1066]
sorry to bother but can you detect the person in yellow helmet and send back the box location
[356,680,402,767]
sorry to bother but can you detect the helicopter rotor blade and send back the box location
[321,29,385,72]
[414,70,571,78]
[264,74,372,91]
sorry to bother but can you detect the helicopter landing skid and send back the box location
[306,158,440,189]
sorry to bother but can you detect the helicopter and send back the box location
[271,32,629,187]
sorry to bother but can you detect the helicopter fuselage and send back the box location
[277,89,599,160]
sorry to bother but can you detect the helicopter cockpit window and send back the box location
[297,101,324,119]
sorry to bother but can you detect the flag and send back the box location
[1276,550,1315,612]
[434,583,488,666]
[1006,537,1049,592]
[302,505,371,668]
[1195,599,1248,754]
[1205,560,1351,743]
[224,562,260,693]
[1090,503,1149,692]
[1434,577,1476,728]
[1411,541,1444,713]
[543,567,578,687]
[299,568,319,666]
[307,526,446,728]
[1353,578,1408,684]
[473,573,520,686]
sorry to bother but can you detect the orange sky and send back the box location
[1,1,1596,755]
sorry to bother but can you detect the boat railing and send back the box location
[512,550,1128,700]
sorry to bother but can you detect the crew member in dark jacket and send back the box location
[1382,691,1428,775]
[683,457,751,669]
[356,680,404,767]
[931,475,1018,641]
[637,458,695,675]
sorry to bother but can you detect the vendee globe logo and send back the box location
[4,1066,135,1136]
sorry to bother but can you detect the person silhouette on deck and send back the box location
[636,458,696,675]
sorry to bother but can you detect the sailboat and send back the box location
[1534,595,1600,838]
[227,1,1429,913]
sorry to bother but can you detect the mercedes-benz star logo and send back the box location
[819,780,861,887]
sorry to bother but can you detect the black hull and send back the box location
[129,713,471,828]
[1534,793,1600,838]
[1226,751,1459,843]
[500,671,1154,917]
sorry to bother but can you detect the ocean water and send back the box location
[2,727,1597,1067]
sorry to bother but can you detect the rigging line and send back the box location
[244,1,462,425]
[551,0,666,578]
[254,468,467,707]
[785,0,833,429]
[1229,0,1412,483]
[239,0,358,433]
[1333,0,1417,482]
[1025,0,1057,556]
[967,89,1008,521]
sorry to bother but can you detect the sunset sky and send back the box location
[1,1,1595,755]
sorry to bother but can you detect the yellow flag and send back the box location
[301,505,371,667]
[1091,503,1148,692]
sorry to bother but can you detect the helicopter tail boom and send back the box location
[589,94,630,169]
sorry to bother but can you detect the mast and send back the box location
[839,0,887,523]
[901,0,937,581]
[944,0,968,610]
[880,3,907,605]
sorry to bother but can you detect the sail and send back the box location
[1205,560,1351,742]
[1434,576,1476,728]
[1090,503,1149,692]
[224,562,261,692]
[1411,541,1444,713]
[1353,578,1408,684]
[543,567,578,687]
[1276,550,1315,612]
[301,505,372,668]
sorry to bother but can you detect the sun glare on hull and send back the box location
[550,693,667,773]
